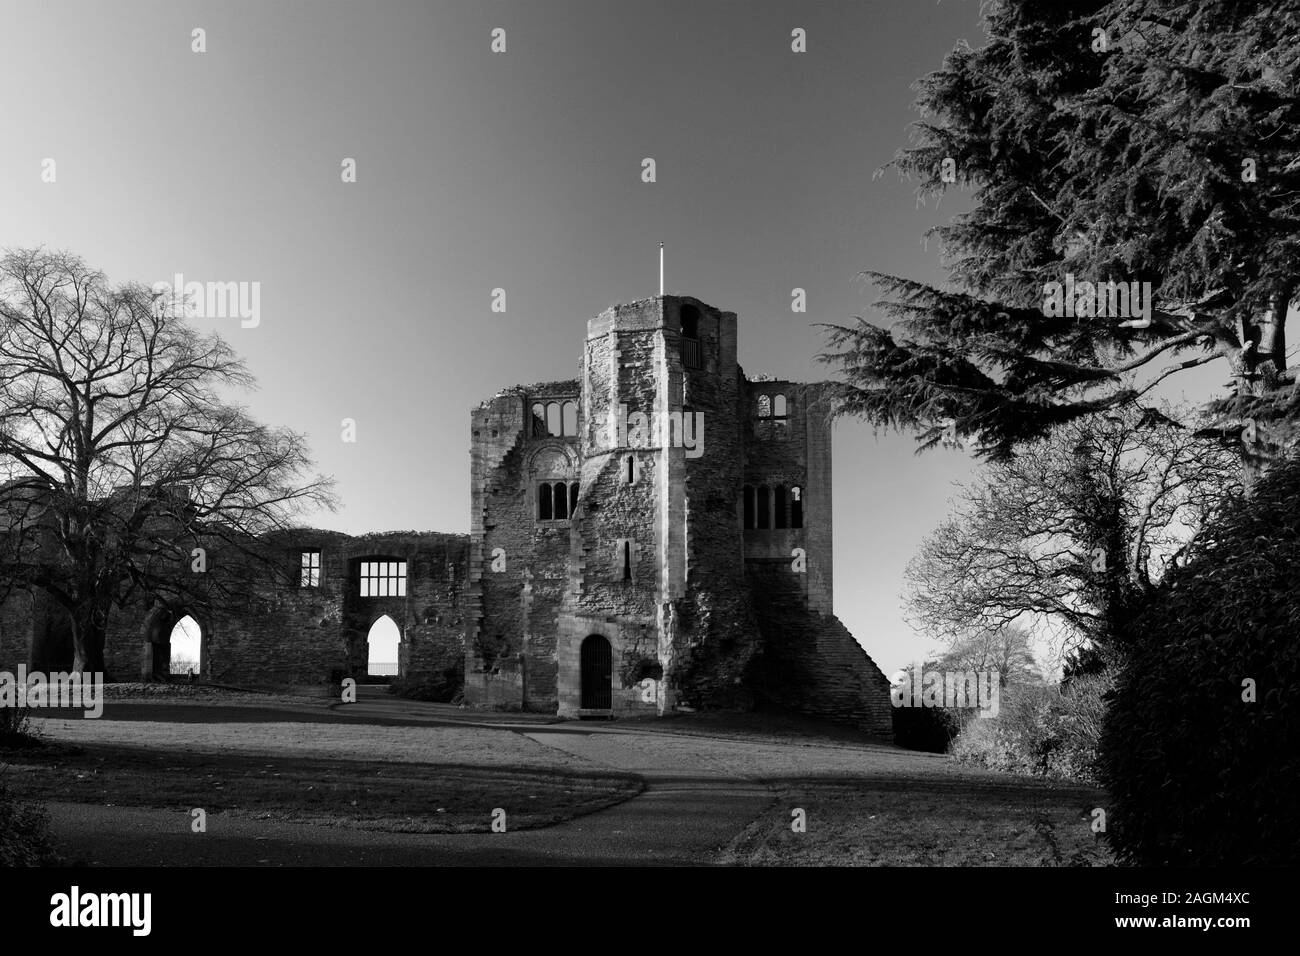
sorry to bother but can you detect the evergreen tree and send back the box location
[822,0,1300,467]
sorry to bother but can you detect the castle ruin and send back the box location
[0,295,892,735]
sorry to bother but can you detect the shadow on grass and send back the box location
[1,739,644,834]
[720,771,1112,867]
[31,701,597,733]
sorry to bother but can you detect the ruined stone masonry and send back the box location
[466,295,892,733]
[0,528,469,693]
[0,295,892,735]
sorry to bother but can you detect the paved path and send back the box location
[42,698,776,866]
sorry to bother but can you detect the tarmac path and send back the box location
[41,693,777,866]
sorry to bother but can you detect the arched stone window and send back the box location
[367,615,401,676]
[532,398,578,438]
[169,615,201,676]
[531,443,577,522]
[536,480,580,521]
[756,395,771,418]
[773,394,787,417]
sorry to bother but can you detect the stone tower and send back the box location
[549,295,746,716]
[465,294,893,734]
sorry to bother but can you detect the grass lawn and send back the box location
[6,699,642,833]
[4,740,641,833]
[718,774,1111,866]
[621,714,1114,866]
[6,695,1115,863]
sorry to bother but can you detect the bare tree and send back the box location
[932,625,1042,685]
[0,248,335,673]
[904,406,1242,660]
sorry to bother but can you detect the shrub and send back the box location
[0,783,58,866]
[952,682,1052,774]
[389,659,465,702]
[1048,672,1109,782]
[472,633,513,673]
[1100,455,1300,865]
[0,704,38,749]
[892,700,963,753]
[619,653,662,688]
[951,674,1110,783]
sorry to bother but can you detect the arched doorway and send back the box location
[580,635,612,709]
[169,615,201,677]
[367,615,401,677]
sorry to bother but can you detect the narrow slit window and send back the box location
[743,485,755,529]
[626,455,635,484]
[774,485,787,529]
[791,486,803,528]
[757,486,771,529]
[622,540,632,580]
[681,305,702,369]
[570,482,579,514]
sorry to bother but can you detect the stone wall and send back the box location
[0,528,469,691]
[749,565,893,735]
[467,380,581,711]
[666,299,759,711]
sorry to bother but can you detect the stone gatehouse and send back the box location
[465,295,891,733]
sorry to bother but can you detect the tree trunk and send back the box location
[70,605,109,675]
[1240,287,1293,489]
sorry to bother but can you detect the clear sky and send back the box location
[0,0,1222,675]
